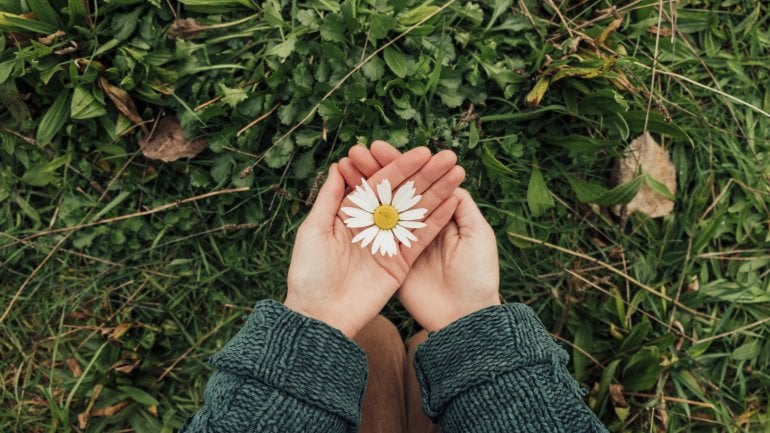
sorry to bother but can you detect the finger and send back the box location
[348,146,432,204]
[304,164,345,229]
[370,140,402,166]
[401,194,459,266]
[453,188,493,236]
[408,165,465,218]
[338,157,366,189]
[349,144,381,178]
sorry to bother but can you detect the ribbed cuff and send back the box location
[413,303,564,420]
[208,300,368,431]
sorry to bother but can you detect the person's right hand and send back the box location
[340,141,501,332]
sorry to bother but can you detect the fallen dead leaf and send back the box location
[168,18,208,39]
[91,400,131,417]
[612,132,676,218]
[609,383,628,407]
[38,30,66,45]
[97,77,146,132]
[112,359,141,374]
[101,323,132,341]
[140,115,207,162]
[648,26,674,37]
[65,358,82,378]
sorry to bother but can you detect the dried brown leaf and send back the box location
[97,77,145,132]
[91,400,131,417]
[65,358,82,378]
[101,323,132,341]
[38,30,66,45]
[168,18,208,39]
[612,132,676,218]
[140,116,207,162]
[609,383,628,407]
[111,359,140,374]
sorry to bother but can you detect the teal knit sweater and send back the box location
[181,301,608,432]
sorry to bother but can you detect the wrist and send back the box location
[428,298,502,332]
[283,299,359,338]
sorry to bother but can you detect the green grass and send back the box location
[1,0,769,432]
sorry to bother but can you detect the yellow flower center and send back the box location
[373,205,399,230]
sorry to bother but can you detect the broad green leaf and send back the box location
[67,0,89,26]
[264,136,294,168]
[268,34,297,60]
[644,172,676,200]
[572,323,592,381]
[217,83,248,108]
[0,11,58,34]
[320,13,345,42]
[624,111,689,140]
[27,0,64,28]
[567,174,645,206]
[383,46,407,79]
[396,2,440,26]
[36,90,70,145]
[13,194,41,225]
[178,0,256,13]
[21,154,70,187]
[362,55,385,81]
[526,166,554,217]
[468,121,479,149]
[481,145,514,177]
[118,386,159,406]
[731,340,760,360]
[622,346,663,391]
[71,87,106,120]
[619,320,652,353]
[595,359,621,414]
[369,14,395,40]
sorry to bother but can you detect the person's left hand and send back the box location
[285,147,465,337]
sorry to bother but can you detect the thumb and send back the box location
[304,164,345,229]
[453,189,491,236]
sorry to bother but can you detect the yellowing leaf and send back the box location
[525,76,549,107]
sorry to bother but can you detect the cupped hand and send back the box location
[285,147,465,337]
[340,141,501,332]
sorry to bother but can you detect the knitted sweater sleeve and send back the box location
[413,303,609,433]
[180,300,367,433]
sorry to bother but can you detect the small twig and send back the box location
[507,232,709,319]
[19,187,250,242]
[544,0,575,37]
[236,103,281,136]
[643,0,664,132]
[625,392,715,409]
[695,317,770,344]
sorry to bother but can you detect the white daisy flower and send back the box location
[341,178,427,257]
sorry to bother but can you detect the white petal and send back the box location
[352,226,379,248]
[371,230,385,255]
[392,181,416,210]
[341,206,372,219]
[345,217,374,228]
[398,220,427,229]
[380,230,396,257]
[348,191,376,213]
[392,225,414,248]
[394,194,422,212]
[399,208,427,221]
[360,178,380,207]
[376,179,392,205]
